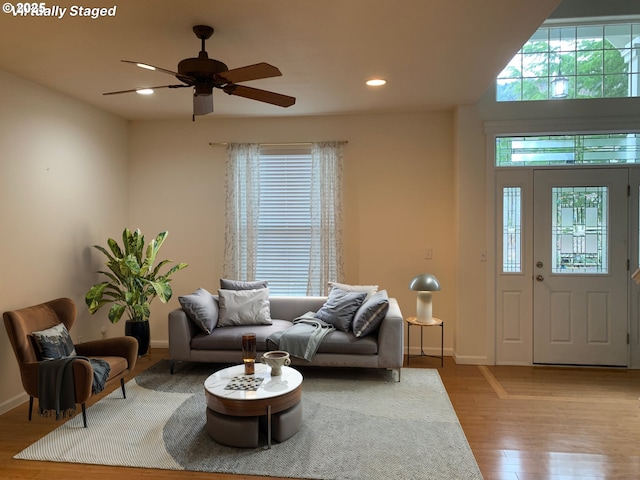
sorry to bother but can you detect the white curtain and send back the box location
[223,143,260,280]
[307,141,344,295]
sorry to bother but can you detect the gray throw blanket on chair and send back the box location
[38,357,111,420]
[267,312,335,361]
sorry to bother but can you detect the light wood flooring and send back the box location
[1,349,639,480]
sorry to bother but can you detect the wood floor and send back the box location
[1,349,640,480]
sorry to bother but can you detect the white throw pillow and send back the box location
[217,288,272,327]
[328,281,378,301]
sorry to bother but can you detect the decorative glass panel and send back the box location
[496,133,640,167]
[551,186,608,274]
[503,187,522,273]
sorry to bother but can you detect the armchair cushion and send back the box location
[31,323,77,360]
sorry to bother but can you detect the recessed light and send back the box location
[366,78,387,86]
[136,88,154,95]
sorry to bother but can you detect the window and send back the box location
[502,187,522,273]
[495,133,640,167]
[497,22,640,101]
[224,142,344,296]
[255,149,314,294]
[551,186,608,274]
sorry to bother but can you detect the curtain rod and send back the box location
[209,141,348,147]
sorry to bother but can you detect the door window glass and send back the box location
[551,186,608,274]
[503,187,522,273]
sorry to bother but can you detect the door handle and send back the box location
[536,275,544,282]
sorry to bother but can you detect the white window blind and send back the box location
[256,148,313,295]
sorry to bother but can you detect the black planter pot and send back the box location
[125,320,150,356]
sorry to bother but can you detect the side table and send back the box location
[406,316,443,367]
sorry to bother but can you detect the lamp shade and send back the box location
[409,274,441,292]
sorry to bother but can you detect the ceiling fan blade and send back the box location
[193,93,213,116]
[216,63,282,84]
[103,84,189,95]
[121,60,187,78]
[222,84,296,107]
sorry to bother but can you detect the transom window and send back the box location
[496,133,640,167]
[497,22,640,101]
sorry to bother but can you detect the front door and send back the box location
[533,168,628,366]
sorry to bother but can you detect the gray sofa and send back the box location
[168,295,404,379]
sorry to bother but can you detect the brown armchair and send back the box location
[3,297,138,427]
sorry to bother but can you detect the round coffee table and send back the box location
[204,363,303,448]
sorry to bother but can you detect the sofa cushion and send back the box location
[191,319,293,351]
[189,319,378,355]
[352,290,390,338]
[217,288,272,327]
[31,322,77,360]
[314,288,367,332]
[179,288,219,334]
[220,278,269,290]
[315,330,378,355]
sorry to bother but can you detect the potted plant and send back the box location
[85,228,188,355]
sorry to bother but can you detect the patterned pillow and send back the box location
[179,288,219,334]
[217,288,272,327]
[31,323,77,360]
[352,290,390,338]
[314,287,367,332]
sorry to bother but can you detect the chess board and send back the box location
[224,375,264,391]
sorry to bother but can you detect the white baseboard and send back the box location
[406,346,451,357]
[452,353,490,365]
[0,391,28,416]
[151,339,169,349]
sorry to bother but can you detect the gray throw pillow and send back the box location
[31,323,77,360]
[314,287,367,333]
[179,288,219,334]
[217,288,272,327]
[352,290,390,338]
[220,278,269,290]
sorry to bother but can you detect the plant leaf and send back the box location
[150,280,172,302]
[108,303,127,324]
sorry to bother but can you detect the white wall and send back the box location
[128,112,457,355]
[0,69,129,413]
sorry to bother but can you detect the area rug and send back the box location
[15,361,483,480]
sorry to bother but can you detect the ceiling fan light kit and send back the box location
[104,25,296,120]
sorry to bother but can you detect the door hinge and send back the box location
[628,333,630,345]
[628,259,631,271]
[629,184,631,196]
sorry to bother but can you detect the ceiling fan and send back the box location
[103,25,296,119]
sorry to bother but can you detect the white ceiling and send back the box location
[0,0,563,120]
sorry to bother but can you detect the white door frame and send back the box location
[484,122,640,368]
